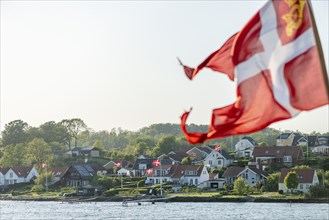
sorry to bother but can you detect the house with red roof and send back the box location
[278,168,319,193]
[1,166,39,185]
[252,146,304,168]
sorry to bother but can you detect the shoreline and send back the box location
[1,196,328,203]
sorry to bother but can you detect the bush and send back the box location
[31,185,44,192]
[309,185,329,198]
[278,190,283,194]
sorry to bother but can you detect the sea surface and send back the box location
[0,201,328,220]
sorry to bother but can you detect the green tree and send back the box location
[284,171,299,193]
[60,118,87,149]
[263,172,280,192]
[39,121,70,146]
[35,171,54,186]
[181,156,192,165]
[1,120,29,146]
[0,143,28,167]
[258,142,268,147]
[135,142,148,156]
[234,177,247,195]
[26,138,53,166]
[156,136,178,155]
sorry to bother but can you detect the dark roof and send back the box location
[72,164,95,177]
[48,167,69,177]
[168,152,188,162]
[249,167,268,177]
[201,146,214,154]
[279,168,316,183]
[219,149,233,160]
[276,133,292,139]
[242,136,258,146]
[11,167,34,178]
[252,146,303,158]
[170,165,205,178]
[0,168,9,174]
[222,167,244,177]
[71,147,99,152]
[222,166,268,178]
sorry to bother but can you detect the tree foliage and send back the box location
[1,120,29,147]
[263,172,280,192]
[234,177,247,195]
[284,171,299,192]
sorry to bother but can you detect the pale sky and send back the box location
[1,0,328,134]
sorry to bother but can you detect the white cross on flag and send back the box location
[180,0,328,144]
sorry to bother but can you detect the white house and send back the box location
[2,167,38,185]
[0,168,7,186]
[235,136,258,158]
[204,149,233,169]
[146,164,209,187]
[222,165,268,187]
[117,168,131,177]
[278,168,319,193]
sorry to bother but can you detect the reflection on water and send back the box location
[0,201,328,220]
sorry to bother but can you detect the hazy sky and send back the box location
[1,0,328,134]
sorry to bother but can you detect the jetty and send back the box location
[122,196,176,207]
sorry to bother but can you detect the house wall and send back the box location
[26,167,39,182]
[204,151,232,169]
[4,169,19,185]
[235,140,255,158]
[239,169,264,187]
[90,150,100,157]
[0,173,4,185]
[279,183,313,193]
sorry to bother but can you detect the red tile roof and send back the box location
[279,168,316,184]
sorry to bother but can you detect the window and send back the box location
[300,184,303,189]
[209,160,212,165]
[10,172,13,178]
[245,174,248,179]
[156,179,160,184]
[190,179,193,185]
[218,160,222,165]
[195,179,198,185]
[306,184,310,189]
[283,156,292,162]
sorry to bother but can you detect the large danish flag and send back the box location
[181,0,328,144]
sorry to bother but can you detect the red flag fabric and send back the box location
[214,145,221,152]
[114,162,121,167]
[180,32,237,81]
[152,159,161,167]
[181,0,328,144]
[146,168,153,175]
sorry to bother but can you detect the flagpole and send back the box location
[45,164,48,193]
[160,159,162,196]
[307,0,329,99]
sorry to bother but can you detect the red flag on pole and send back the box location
[146,168,153,175]
[114,162,121,167]
[214,145,221,152]
[180,0,328,144]
[152,159,161,167]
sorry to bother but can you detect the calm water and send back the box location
[0,201,328,220]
